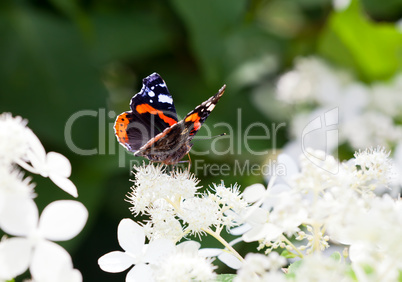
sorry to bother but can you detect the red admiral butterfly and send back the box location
[114,73,226,165]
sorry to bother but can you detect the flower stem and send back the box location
[312,223,321,253]
[281,235,304,258]
[202,227,245,263]
[166,197,244,262]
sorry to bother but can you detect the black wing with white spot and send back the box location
[128,73,179,136]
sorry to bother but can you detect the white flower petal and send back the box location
[46,152,72,178]
[230,224,251,236]
[348,243,368,263]
[24,129,47,174]
[176,241,200,254]
[242,207,269,226]
[243,223,281,242]
[67,269,83,282]
[263,184,292,209]
[58,268,83,282]
[0,237,32,280]
[49,174,78,197]
[118,219,145,254]
[98,251,135,273]
[198,248,222,257]
[39,200,88,241]
[242,184,266,203]
[0,197,38,236]
[126,264,154,282]
[30,240,75,282]
[218,252,243,269]
[277,153,298,181]
[143,239,175,264]
[26,129,46,162]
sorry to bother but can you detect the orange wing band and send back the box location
[136,104,177,126]
[185,113,201,131]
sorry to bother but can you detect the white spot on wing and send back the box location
[158,94,173,104]
[148,90,155,97]
[207,104,215,111]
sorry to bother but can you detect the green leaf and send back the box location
[281,250,297,259]
[286,260,303,278]
[215,274,236,282]
[361,263,375,275]
[318,0,402,81]
[330,251,342,262]
[346,265,358,281]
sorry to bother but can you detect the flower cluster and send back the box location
[0,113,87,281]
[99,164,248,281]
[256,57,402,159]
[237,147,401,281]
[99,146,402,281]
[127,164,247,241]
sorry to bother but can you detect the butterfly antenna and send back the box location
[195,133,226,140]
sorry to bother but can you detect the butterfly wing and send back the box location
[183,84,226,140]
[134,84,226,164]
[114,73,179,152]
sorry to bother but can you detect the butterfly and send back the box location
[114,73,226,165]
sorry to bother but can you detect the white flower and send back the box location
[276,57,350,105]
[235,253,286,282]
[199,237,243,270]
[145,200,184,241]
[30,240,83,282]
[353,146,393,185]
[179,197,220,235]
[210,183,247,215]
[207,183,248,229]
[341,111,402,149]
[128,164,200,215]
[0,199,87,281]
[346,196,402,282]
[370,76,402,118]
[0,113,29,166]
[98,218,175,282]
[239,175,307,244]
[293,148,340,194]
[0,166,35,222]
[155,241,216,282]
[0,166,34,198]
[293,254,353,282]
[0,113,77,197]
[0,237,31,281]
[17,129,78,197]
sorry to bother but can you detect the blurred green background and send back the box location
[1,0,402,280]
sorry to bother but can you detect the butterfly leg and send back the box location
[177,153,192,173]
[187,153,192,173]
